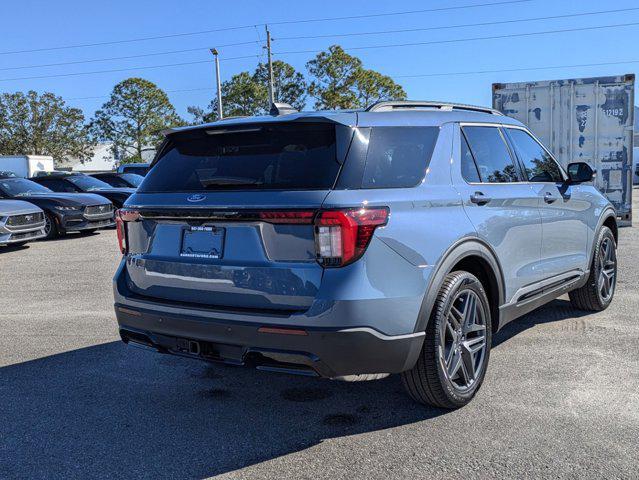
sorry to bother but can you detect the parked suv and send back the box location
[113,101,617,408]
[31,172,135,208]
[91,172,144,189]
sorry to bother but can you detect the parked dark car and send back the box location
[117,163,150,176]
[0,174,114,239]
[90,172,143,189]
[31,172,135,208]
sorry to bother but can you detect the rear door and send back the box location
[503,126,590,277]
[122,122,344,312]
[455,124,544,302]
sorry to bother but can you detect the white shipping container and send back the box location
[493,74,634,224]
[0,155,55,178]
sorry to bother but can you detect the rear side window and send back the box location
[506,128,564,183]
[98,175,128,188]
[462,126,519,183]
[36,178,77,192]
[140,123,338,192]
[362,127,438,188]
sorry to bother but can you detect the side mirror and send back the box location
[567,162,595,184]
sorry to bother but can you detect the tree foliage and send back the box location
[91,78,182,163]
[187,60,307,124]
[306,45,406,109]
[0,90,94,163]
[254,60,307,111]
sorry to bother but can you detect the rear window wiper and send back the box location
[200,177,264,188]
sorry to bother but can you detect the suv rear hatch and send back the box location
[120,122,349,312]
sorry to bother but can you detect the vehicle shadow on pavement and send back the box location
[1,298,589,479]
[0,341,447,479]
[493,298,592,348]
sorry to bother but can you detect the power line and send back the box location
[275,7,639,41]
[0,41,260,72]
[67,87,214,101]
[3,20,636,84]
[0,0,532,56]
[65,59,639,103]
[267,0,533,25]
[393,59,639,78]
[275,21,639,56]
[0,55,261,83]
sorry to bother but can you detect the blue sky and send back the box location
[1,0,637,121]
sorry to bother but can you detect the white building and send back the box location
[60,143,156,173]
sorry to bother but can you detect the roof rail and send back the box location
[365,100,503,116]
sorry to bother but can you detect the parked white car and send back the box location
[0,200,46,246]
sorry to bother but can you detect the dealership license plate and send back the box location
[180,226,225,259]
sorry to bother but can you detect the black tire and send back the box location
[43,212,59,240]
[402,271,492,409]
[569,226,617,312]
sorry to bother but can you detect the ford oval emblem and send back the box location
[187,194,206,203]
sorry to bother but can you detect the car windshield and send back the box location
[66,175,112,191]
[119,173,143,187]
[0,178,53,196]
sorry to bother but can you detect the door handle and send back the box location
[544,192,557,204]
[470,192,491,205]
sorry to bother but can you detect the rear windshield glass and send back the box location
[0,178,52,196]
[67,175,112,191]
[139,123,338,192]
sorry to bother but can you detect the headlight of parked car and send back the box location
[54,206,82,211]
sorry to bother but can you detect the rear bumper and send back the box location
[115,304,424,378]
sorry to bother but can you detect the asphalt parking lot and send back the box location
[1,195,638,480]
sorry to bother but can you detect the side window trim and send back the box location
[460,124,523,184]
[503,126,567,183]
[498,127,527,183]
[460,127,482,184]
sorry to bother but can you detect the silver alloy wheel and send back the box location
[439,289,487,392]
[598,237,616,303]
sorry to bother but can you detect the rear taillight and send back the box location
[315,208,389,267]
[115,209,140,254]
[257,207,389,267]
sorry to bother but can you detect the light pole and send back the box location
[210,48,223,120]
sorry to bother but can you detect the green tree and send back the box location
[0,90,94,163]
[306,45,362,110]
[188,60,306,124]
[91,78,182,163]
[253,60,307,111]
[306,45,406,109]
[354,69,407,108]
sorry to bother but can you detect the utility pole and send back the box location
[210,48,223,120]
[265,25,275,105]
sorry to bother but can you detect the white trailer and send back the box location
[0,155,55,178]
[493,74,635,225]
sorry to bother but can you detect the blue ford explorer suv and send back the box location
[114,101,617,408]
